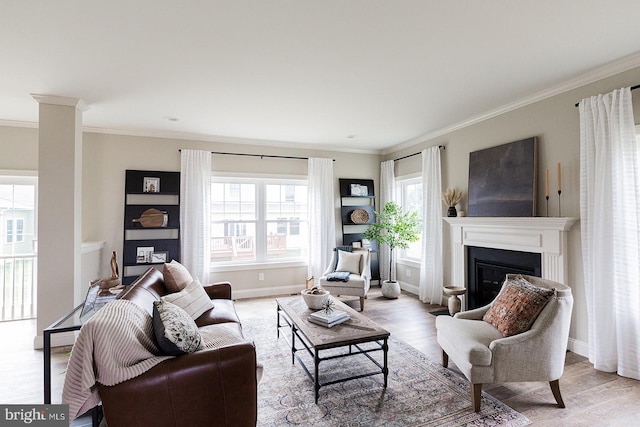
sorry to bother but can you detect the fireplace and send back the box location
[444,217,577,311]
[467,246,541,309]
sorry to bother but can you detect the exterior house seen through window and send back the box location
[211,177,308,264]
[5,218,24,243]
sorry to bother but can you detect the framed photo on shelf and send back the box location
[136,246,154,263]
[352,242,362,248]
[350,183,368,196]
[143,177,160,193]
[151,251,169,263]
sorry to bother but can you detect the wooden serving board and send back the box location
[132,208,166,227]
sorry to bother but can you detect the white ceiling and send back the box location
[2,1,640,153]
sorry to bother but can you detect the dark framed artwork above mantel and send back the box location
[468,137,538,217]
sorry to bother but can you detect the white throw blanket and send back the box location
[62,299,172,419]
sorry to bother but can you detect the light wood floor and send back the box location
[2,286,638,426]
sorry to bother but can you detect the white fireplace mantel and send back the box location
[444,217,578,293]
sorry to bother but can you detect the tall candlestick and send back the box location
[545,168,549,197]
[557,163,561,191]
[545,168,550,217]
[557,163,562,217]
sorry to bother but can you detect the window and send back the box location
[211,176,308,264]
[1,177,36,253]
[396,175,423,260]
[5,218,24,243]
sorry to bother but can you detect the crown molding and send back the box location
[30,94,88,112]
[80,126,381,155]
[383,51,640,155]
[0,119,38,129]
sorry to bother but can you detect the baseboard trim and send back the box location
[399,281,419,296]
[233,284,303,300]
[398,281,447,306]
[567,337,589,357]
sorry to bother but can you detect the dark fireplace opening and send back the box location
[467,246,541,309]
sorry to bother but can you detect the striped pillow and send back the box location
[161,279,214,320]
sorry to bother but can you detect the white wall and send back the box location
[386,65,640,354]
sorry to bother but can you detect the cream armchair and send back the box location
[436,274,573,412]
[318,247,371,311]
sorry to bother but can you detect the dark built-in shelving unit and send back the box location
[122,170,180,285]
[338,178,380,282]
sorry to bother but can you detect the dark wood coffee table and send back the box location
[276,296,390,403]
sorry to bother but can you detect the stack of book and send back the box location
[308,309,350,328]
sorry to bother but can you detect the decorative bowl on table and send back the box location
[301,287,330,310]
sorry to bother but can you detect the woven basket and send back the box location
[350,208,369,224]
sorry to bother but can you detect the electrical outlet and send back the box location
[258,272,265,281]
[405,268,412,277]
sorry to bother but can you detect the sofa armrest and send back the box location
[202,281,232,300]
[99,342,257,426]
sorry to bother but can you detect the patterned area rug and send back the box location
[242,317,531,427]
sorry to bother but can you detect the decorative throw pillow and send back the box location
[333,245,353,271]
[163,260,193,293]
[483,275,555,337]
[335,250,362,275]
[153,300,203,356]
[162,279,214,320]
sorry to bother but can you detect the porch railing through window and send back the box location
[0,255,37,321]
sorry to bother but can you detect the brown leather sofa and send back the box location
[97,267,258,426]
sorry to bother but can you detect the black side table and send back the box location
[43,301,107,426]
[43,303,85,404]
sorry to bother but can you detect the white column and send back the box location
[32,94,87,348]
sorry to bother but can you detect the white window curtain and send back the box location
[180,149,211,284]
[419,147,443,304]
[579,87,640,380]
[379,160,396,282]
[307,158,336,281]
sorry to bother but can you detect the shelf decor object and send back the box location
[350,208,369,224]
[143,176,160,193]
[132,208,168,227]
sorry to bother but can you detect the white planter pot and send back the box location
[381,280,401,299]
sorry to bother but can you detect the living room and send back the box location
[2,2,640,426]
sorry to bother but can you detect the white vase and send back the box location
[381,280,401,299]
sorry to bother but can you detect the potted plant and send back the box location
[363,201,420,299]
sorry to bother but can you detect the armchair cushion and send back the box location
[161,279,214,320]
[335,250,362,274]
[483,275,555,337]
[153,300,203,356]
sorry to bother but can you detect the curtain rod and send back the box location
[179,149,334,161]
[574,84,639,107]
[393,145,445,162]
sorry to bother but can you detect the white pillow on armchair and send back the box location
[335,250,362,274]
